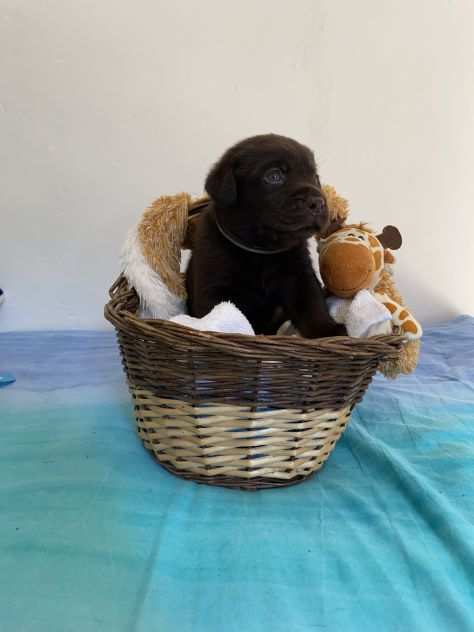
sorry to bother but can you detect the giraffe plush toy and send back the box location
[319,224,423,341]
[276,185,422,377]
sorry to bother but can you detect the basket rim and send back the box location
[104,275,405,362]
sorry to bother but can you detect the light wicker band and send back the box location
[133,388,351,481]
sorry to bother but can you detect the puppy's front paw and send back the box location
[304,320,346,339]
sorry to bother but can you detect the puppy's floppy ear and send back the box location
[205,160,237,207]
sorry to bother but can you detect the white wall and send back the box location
[1,0,473,331]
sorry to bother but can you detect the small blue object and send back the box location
[0,373,16,387]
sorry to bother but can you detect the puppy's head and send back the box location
[205,134,328,248]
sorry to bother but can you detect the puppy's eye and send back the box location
[263,168,286,186]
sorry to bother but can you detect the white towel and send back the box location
[170,301,255,336]
[327,289,392,338]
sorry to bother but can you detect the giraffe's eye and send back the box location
[357,235,365,241]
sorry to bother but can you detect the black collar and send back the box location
[213,209,291,255]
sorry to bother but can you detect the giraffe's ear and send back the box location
[377,225,402,250]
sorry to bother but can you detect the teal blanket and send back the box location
[1,317,473,631]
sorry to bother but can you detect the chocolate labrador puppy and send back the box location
[186,134,343,337]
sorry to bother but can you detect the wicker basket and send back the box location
[105,202,404,490]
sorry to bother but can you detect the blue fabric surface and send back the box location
[1,318,473,632]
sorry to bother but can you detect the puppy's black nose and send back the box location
[295,195,326,211]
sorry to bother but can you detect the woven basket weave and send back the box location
[105,201,404,490]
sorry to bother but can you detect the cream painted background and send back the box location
[1,0,473,330]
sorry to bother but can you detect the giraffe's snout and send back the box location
[320,242,375,298]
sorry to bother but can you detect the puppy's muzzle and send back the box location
[292,187,328,230]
